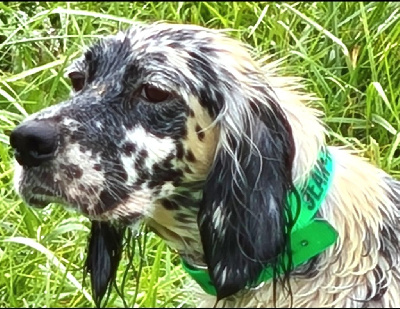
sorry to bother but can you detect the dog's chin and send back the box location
[15,166,143,223]
[22,190,143,226]
[22,192,76,212]
[25,195,61,209]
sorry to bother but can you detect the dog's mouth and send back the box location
[14,164,143,224]
[18,178,83,213]
[15,165,64,207]
[22,183,65,207]
[25,192,64,208]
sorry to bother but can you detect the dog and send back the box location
[10,22,400,308]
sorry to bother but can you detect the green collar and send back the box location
[181,147,338,296]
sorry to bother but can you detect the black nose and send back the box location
[10,120,58,167]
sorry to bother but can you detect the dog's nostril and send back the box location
[10,120,58,168]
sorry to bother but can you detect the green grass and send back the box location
[0,1,400,308]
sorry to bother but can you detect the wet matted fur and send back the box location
[10,22,400,307]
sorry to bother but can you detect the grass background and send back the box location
[0,1,400,308]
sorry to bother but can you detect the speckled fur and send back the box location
[12,22,400,307]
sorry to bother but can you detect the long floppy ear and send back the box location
[198,84,296,300]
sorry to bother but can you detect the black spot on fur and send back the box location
[134,98,189,140]
[78,184,85,191]
[122,142,137,156]
[167,41,183,49]
[148,179,166,189]
[185,150,196,162]
[213,89,225,110]
[188,108,195,118]
[197,87,220,117]
[60,163,83,180]
[53,115,62,122]
[151,163,161,172]
[163,160,175,171]
[69,131,84,143]
[151,154,175,177]
[161,154,175,170]
[176,142,184,160]
[98,187,129,213]
[162,28,198,42]
[167,169,184,181]
[80,203,90,213]
[138,149,148,159]
[125,123,134,130]
[195,124,205,141]
[93,164,102,171]
[175,212,194,224]
[152,187,162,197]
[85,50,98,84]
[161,199,180,210]
[132,179,145,188]
[172,178,183,187]
[98,191,119,211]
[85,49,93,62]
[72,165,83,178]
[122,62,142,87]
[148,52,168,64]
[148,168,184,188]
[187,51,218,83]
[198,45,220,55]
[134,153,148,179]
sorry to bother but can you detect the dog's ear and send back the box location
[198,89,295,300]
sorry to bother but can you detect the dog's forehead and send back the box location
[66,23,220,74]
[123,22,222,51]
[65,23,240,83]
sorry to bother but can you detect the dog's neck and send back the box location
[145,100,328,266]
[146,183,206,265]
[175,148,337,297]
[146,153,333,272]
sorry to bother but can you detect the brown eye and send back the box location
[141,84,171,103]
[68,72,85,92]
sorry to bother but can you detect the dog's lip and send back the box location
[26,194,62,209]
[26,197,50,208]
[19,177,143,224]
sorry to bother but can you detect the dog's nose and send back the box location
[10,120,58,167]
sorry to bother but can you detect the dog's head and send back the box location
[11,23,299,301]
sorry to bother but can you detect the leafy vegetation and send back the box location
[0,1,399,307]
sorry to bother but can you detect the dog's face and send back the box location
[12,24,222,222]
[11,22,296,300]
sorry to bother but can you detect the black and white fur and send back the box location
[10,22,400,307]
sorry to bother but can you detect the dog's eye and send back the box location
[68,72,85,92]
[141,84,171,103]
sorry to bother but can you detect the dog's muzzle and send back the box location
[10,120,58,168]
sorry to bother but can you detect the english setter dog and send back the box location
[10,22,400,308]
